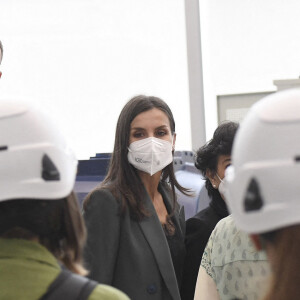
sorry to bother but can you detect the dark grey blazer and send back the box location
[83,183,185,300]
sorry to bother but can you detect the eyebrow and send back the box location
[222,158,232,164]
[130,125,169,131]
[130,127,145,131]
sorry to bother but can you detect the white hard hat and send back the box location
[0,100,77,202]
[225,89,300,234]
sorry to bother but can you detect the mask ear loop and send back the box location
[216,173,224,183]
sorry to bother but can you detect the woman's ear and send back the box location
[206,169,217,188]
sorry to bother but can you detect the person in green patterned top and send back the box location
[224,89,300,300]
[0,101,129,300]
[194,215,270,300]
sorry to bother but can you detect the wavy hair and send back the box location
[195,121,238,198]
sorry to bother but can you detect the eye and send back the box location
[156,130,168,137]
[225,163,231,169]
[133,131,144,138]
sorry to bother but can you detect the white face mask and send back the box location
[216,173,226,197]
[128,137,173,176]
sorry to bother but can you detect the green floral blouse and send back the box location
[201,215,271,300]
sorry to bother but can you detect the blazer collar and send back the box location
[138,182,181,300]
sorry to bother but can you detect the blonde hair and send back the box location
[262,225,300,300]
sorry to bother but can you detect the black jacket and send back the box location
[180,190,229,300]
[83,182,185,300]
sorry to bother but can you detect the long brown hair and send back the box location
[84,95,190,221]
[261,225,300,300]
[0,192,87,275]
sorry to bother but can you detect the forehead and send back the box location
[130,108,170,128]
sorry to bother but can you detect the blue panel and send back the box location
[175,162,209,220]
[77,158,110,176]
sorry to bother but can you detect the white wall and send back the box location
[0,0,191,159]
[2,0,300,158]
[200,0,300,139]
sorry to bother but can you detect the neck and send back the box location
[138,170,161,200]
[209,188,229,218]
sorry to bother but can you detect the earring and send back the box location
[213,184,217,189]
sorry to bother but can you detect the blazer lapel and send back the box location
[138,185,181,300]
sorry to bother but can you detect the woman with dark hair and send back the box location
[83,95,190,300]
[0,101,129,300]
[181,121,239,300]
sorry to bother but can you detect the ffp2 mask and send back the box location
[127,137,173,176]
